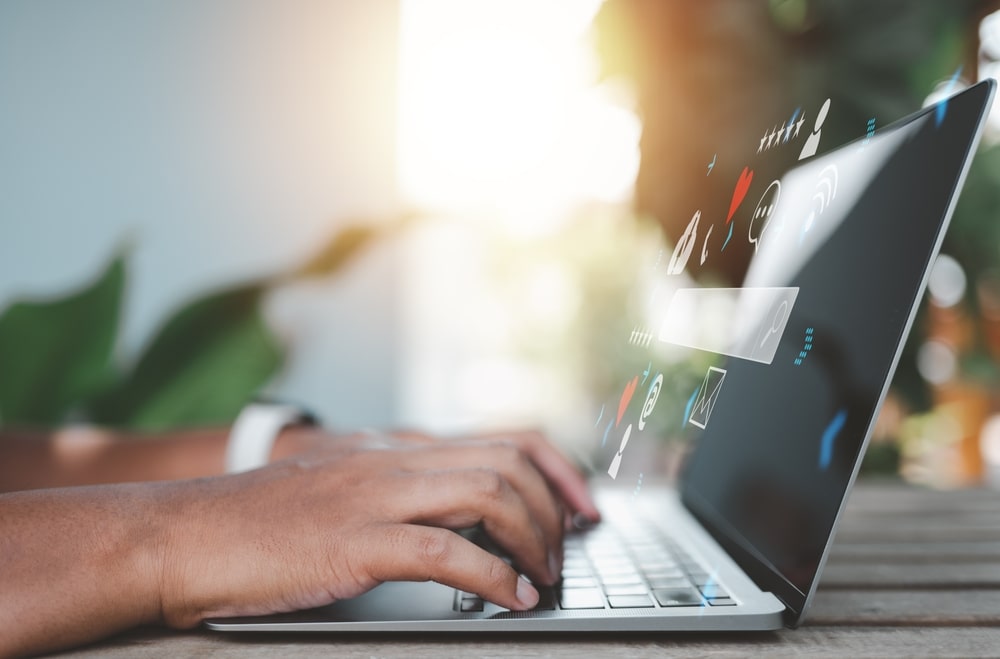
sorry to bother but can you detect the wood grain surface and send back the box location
[52,482,1000,658]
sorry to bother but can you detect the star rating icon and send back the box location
[757,108,806,153]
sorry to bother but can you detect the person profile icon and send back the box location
[798,98,831,160]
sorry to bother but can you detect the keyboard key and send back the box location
[652,587,704,607]
[600,574,644,586]
[708,597,737,606]
[608,594,654,609]
[700,583,729,599]
[597,563,639,575]
[642,567,686,580]
[647,576,692,590]
[534,588,557,610]
[460,598,484,612]
[559,588,606,609]
[560,567,593,579]
[604,584,650,596]
[561,577,598,589]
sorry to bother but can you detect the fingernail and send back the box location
[572,512,597,530]
[515,576,539,609]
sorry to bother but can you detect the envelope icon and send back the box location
[688,366,727,429]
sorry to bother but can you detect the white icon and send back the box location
[758,109,805,153]
[759,300,789,349]
[638,373,663,431]
[748,180,781,252]
[607,423,633,480]
[629,327,654,347]
[689,367,727,429]
[700,224,713,265]
[798,98,831,160]
[667,210,700,275]
[800,164,839,243]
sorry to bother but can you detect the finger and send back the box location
[388,442,564,572]
[362,524,540,611]
[470,431,601,522]
[375,467,557,585]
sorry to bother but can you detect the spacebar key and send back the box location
[559,588,606,609]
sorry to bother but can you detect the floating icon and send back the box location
[633,473,644,498]
[601,419,613,447]
[862,117,875,147]
[638,373,663,431]
[758,108,804,153]
[683,387,699,427]
[629,327,654,348]
[607,423,632,480]
[936,66,963,127]
[798,98,830,160]
[594,404,605,427]
[782,108,800,143]
[721,223,735,252]
[727,167,754,224]
[707,153,716,176]
[641,361,651,385]
[748,180,781,252]
[701,224,713,265]
[794,327,814,366]
[667,210,701,275]
[758,300,789,353]
[689,366,727,429]
[819,409,848,470]
[800,164,839,243]
[721,167,753,253]
[616,376,639,427]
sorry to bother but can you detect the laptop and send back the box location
[207,79,995,633]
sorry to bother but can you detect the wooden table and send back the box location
[60,481,1000,658]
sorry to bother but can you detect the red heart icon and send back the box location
[726,166,754,224]
[617,376,639,427]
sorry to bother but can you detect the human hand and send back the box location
[158,430,599,628]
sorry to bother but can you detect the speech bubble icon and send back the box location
[748,180,781,252]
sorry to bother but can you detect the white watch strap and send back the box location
[225,402,313,474]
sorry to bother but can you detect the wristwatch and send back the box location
[225,401,317,473]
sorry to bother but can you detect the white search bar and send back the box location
[658,287,799,365]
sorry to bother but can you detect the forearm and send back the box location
[0,427,229,492]
[0,483,167,658]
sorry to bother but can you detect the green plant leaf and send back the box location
[0,257,123,425]
[89,284,283,430]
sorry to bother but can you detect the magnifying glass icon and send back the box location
[760,300,789,348]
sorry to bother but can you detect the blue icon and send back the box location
[683,387,700,428]
[641,361,651,385]
[601,419,614,448]
[862,117,875,148]
[783,107,801,143]
[721,222,735,251]
[936,66,963,127]
[594,404,605,428]
[707,153,716,176]
[794,327,814,365]
[819,409,848,470]
[633,473,644,498]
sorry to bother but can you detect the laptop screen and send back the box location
[664,80,995,624]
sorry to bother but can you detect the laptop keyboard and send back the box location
[455,519,737,612]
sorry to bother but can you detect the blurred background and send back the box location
[4,0,1000,488]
